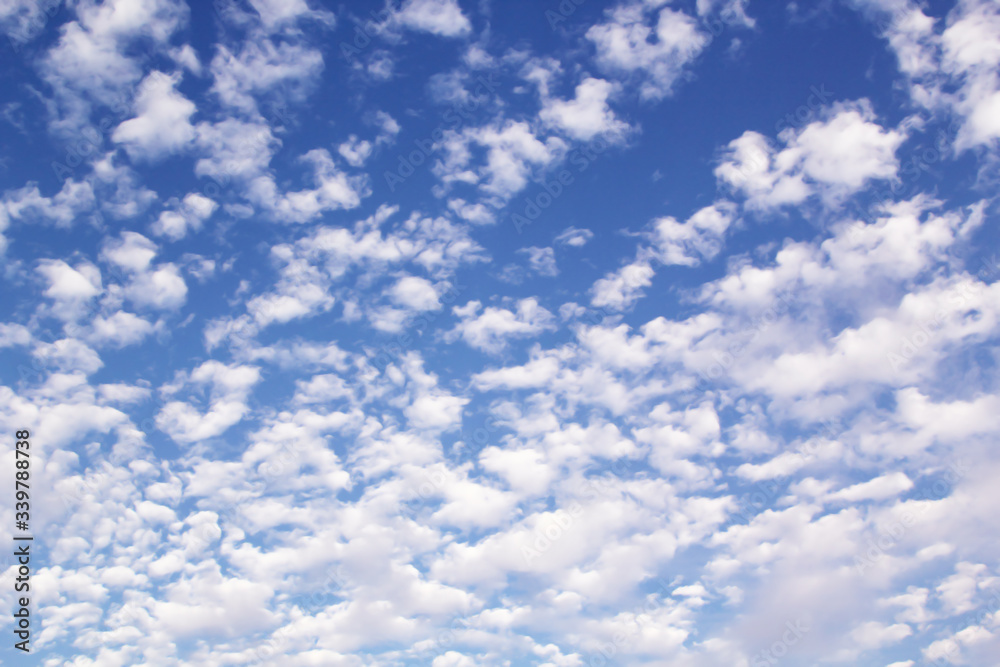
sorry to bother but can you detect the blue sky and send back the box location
[1,0,1000,665]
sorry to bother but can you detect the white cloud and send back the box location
[396,0,471,37]
[338,134,374,167]
[0,0,57,45]
[100,232,188,310]
[151,193,218,241]
[7,5,1000,665]
[33,338,104,375]
[125,264,188,310]
[852,0,1000,151]
[436,120,567,199]
[555,226,594,247]
[716,101,905,209]
[246,149,368,223]
[101,231,158,272]
[390,276,442,311]
[587,3,709,100]
[447,298,557,353]
[539,77,630,141]
[590,259,655,311]
[36,259,103,320]
[88,311,156,348]
[519,247,558,277]
[38,0,189,133]
[194,118,280,188]
[1,179,95,232]
[156,361,261,444]
[209,39,324,114]
[246,0,336,32]
[112,71,196,161]
[650,201,736,266]
[0,323,31,347]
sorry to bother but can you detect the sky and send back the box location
[1,0,999,665]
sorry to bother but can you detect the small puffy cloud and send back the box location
[125,264,188,310]
[209,39,324,114]
[539,77,630,141]
[447,298,557,353]
[448,198,495,225]
[716,100,905,208]
[195,118,280,184]
[405,391,468,430]
[246,149,368,223]
[112,71,196,161]
[370,110,401,145]
[518,247,558,277]
[33,338,104,374]
[396,0,471,37]
[590,259,655,311]
[88,311,156,348]
[436,120,566,199]
[338,134,374,167]
[651,201,735,266]
[0,323,31,348]
[101,231,158,272]
[555,226,594,247]
[151,193,218,241]
[36,259,103,319]
[156,361,261,444]
[246,0,336,31]
[37,259,102,301]
[827,472,914,503]
[390,276,442,311]
[100,232,188,310]
[587,3,709,100]
[0,0,56,45]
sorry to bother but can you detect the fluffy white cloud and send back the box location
[435,120,567,199]
[5,3,1000,664]
[539,77,630,141]
[447,298,557,353]
[156,361,261,444]
[716,101,905,209]
[246,149,368,223]
[151,193,217,241]
[38,0,189,133]
[112,71,196,161]
[209,38,324,114]
[590,259,655,311]
[587,3,709,100]
[36,259,103,320]
[390,276,443,311]
[518,247,558,277]
[395,0,471,37]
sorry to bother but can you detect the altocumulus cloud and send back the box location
[1,0,1000,665]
